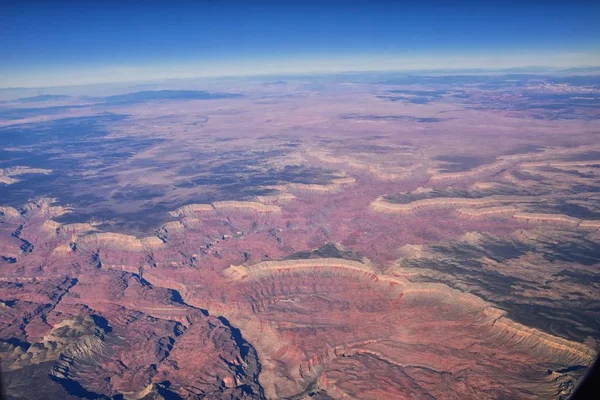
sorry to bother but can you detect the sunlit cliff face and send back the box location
[1,75,600,399]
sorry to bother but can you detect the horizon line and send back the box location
[2,64,600,91]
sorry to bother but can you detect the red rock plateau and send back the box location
[1,76,600,399]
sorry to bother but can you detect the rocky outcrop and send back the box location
[0,206,21,219]
[512,212,581,226]
[6,315,106,371]
[310,150,420,180]
[76,232,163,251]
[256,192,296,204]
[57,222,98,235]
[263,177,356,195]
[513,212,600,229]
[170,201,281,217]
[456,205,521,218]
[491,317,596,364]
[521,159,600,169]
[17,198,71,218]
[224,258,376,282]
[169,203,215,217]
[579,220,600,229]
[213,201,282,213]
[428,159,511,182]
[370,195,523,213]
[0,166,53,185]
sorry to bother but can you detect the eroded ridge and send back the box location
[456,205,521,218]
[224,258,377,281]
[213,200,282,213]
[456,208,600,228]
[219,256,595,399]
[428,158,513,182]
[0,166,53,185]
[512,212,600,227]
[255,192,296,204]
[263,176,357,194]
[370,195,526,213]
[375,145,600,234]
[427,145,600,182]
[76,232,164,251]
[170,200,281,217]
[391,227,600,343]
[310,149,424,181]
[169,203,215,217]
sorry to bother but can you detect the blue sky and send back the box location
[1,1,599,87]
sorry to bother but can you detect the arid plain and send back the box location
[1,73,600,399]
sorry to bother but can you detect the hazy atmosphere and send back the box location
[1,1,600,87]
[1,1,599,399]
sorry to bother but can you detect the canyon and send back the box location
[1,74,599,399]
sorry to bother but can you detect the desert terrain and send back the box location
[1,73,599,399]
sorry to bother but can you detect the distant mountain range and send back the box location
[15,94,72,103]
